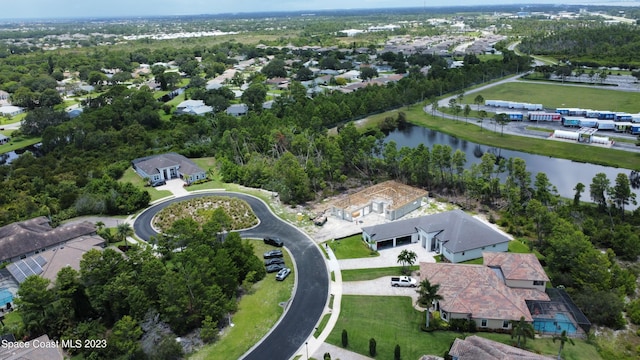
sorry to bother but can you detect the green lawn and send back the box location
[508,239,530,253]
[329,234,379,259]
[0,132,41,154]
[327,295,602,360]
[341,266,419,282]
[189,241,294,360]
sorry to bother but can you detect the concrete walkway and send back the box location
[155,178,189,197]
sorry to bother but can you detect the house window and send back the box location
[481,319,487,327]
[462,252,465,256]
[533,280,544,286]
[441,311,448,320]
[503,320,510,328]
[492,244,496,247]
[19,254,26,260]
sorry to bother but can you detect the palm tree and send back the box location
[510,316,535,348]
[463,104,471,124]
[552,330,574,360]
[494,113,510,136]
[95,221,105,232]
[397,250,417,275]
[416,279,443,328]
[116,222,133,249]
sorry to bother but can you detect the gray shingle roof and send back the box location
[0,217,96,262]
[361,209,510,253]
[131,152,204,176]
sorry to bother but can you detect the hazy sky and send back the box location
[3,0,598,19]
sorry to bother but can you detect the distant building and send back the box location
[175,99,213,116]
[0,106,23,117]
[226,103,249,117]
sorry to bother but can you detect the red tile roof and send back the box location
[419,262,548,322]
[483,252,549,282]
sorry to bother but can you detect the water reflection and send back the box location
[385,124,639,208]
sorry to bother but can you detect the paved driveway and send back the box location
[338,243,436,270]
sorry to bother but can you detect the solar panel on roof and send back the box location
[6,256,47,283]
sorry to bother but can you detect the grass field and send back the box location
[326,295,602,360]
[464,82,640,113]
[329,234,379,260]
[189,240,294,360]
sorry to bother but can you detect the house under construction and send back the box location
[330,181,428,221]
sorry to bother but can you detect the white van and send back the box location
[390,276,417,287]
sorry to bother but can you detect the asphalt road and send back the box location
[134,192,329,360]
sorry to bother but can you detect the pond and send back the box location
[384,124,640,208]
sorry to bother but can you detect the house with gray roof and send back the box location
[361,209,509,263]
[0,134,9,145]
[175,99,213,116]
[0,217,96,264]
[226,103,248,117]
[131,153,206,185]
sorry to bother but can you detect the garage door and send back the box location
[377,239,394,249]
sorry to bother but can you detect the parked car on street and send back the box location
[263,237,284,247]
[266,264,285,273]
[263,250,283,259]
[275,267,291,281]
[264,258,285,266]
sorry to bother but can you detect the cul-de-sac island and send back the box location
[1,2,640,360]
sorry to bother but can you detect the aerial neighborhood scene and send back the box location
[2,0,640,359]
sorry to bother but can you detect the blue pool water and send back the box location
[533,313,577,334]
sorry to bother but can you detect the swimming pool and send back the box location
[533,313,577,334]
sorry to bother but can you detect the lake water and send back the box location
[385,124,640,208]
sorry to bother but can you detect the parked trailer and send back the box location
[615,113,633,122]
[528,112,561,121]
[632,125,640,135]
[586,110,600,118]
[485,100,500,107]
[562,116,582,127]
[556,108,570,115]
[591,136,610,145]
[597,120,616,130]
[554,129,580,141]
[524,103,544,111]
[615,122,633,133]
[632,114,640,123]
[500,111,524,121]
[598,111,616,120]
[579,119,598,128]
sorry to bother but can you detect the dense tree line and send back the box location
[14,222,264,359]
[518,24,640,68]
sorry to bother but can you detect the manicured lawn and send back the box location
[327,295,602,360]
[402,106,640,170]
[341,265,419,282]
[0,133,41,154]
[329,234,379,260]
[189,241,294,360]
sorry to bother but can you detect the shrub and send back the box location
[324,352,331,360]
[369,338,377,357]
[394,344,401,360]
[341,329,348,348]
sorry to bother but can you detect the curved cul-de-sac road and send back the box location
[134,192,329,360]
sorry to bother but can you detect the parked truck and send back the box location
[391,276,417,287]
